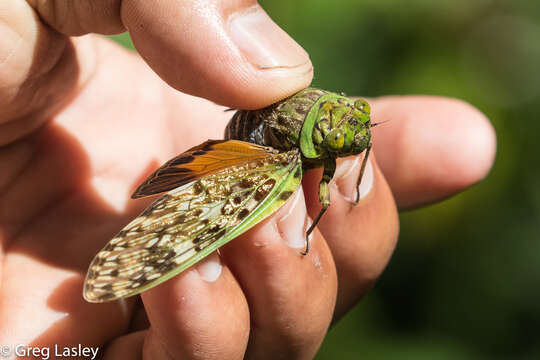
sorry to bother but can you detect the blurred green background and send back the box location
[111,0,540,358]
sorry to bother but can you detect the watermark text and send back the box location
[0,344,99,360]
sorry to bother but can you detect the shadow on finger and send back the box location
[220,188,337,360]
[303,153,399,320]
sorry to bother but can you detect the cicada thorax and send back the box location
[224,87,372,168]
[224,88,330,153]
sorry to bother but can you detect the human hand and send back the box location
[0,1,496,359]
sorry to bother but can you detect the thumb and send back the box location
[29,0,313,109]
[122,0,313,109]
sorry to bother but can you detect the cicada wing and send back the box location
[84,147,303,302]
[132,140,279,198]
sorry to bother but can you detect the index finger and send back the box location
[370,96,496,209]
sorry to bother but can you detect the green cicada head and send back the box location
[306,94,372,159]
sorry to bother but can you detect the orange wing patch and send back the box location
[132,140,278,198]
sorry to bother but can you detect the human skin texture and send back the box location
[0,1,496,359]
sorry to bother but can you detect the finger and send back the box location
[0,36,215,358]
[28,0,313,109]
[302,154,399,319]
[370,96,497,209]
[140,253,250,360]
[125,0,312,108]
[0,0,83,145]
[219,188,337,359]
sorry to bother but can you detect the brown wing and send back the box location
[132,140,279,198]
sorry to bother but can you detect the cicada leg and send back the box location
[304,158,336,255]
[354,142,372,205]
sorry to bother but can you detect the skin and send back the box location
[0,1,496,359]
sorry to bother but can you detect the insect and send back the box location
[84,88,373,302]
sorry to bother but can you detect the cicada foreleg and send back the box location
[354,142,372,205]
[303,157,336,255]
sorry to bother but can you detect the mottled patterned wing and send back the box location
[132,140,278,198]
[84,146,303,302]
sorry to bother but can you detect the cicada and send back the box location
[84,88,373,302]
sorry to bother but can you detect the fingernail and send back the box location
[334,155,374,202]
[195,253,222,282]
[277,188,311,249]
[229,5,311,70]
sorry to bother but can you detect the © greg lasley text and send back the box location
[6,344,99,360]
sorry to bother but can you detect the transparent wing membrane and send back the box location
[84,143,302,302]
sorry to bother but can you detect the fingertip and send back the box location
[302,153,399,317]
[141,257,249,360]
[226,4,314,108]
[372,96,497,208]
[219,187,337,358]
[415,97,497,195]
[441,98,497,188]
[276,188,312,250]
[121,1,312,109]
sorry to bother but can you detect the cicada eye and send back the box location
[354,99,371,114]
[325,129,345,151]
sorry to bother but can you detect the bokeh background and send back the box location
[111,0,540,358]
